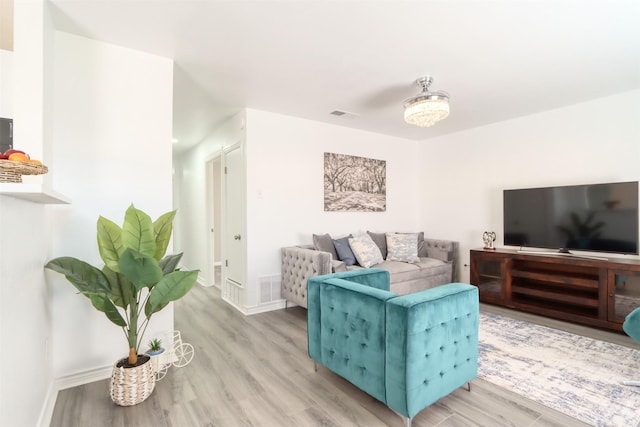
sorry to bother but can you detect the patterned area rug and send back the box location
[478,312,640,427]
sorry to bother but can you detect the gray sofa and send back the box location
[281,232,458,308]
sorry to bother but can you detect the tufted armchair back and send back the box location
[307,269,479,426]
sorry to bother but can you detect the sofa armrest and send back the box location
[424,238,459,282]
[384,283,479,418]
[281,246,332,308]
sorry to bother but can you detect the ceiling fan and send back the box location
[356,75,450,128]
[403,76,450,127]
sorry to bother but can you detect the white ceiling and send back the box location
[49,0,640,152]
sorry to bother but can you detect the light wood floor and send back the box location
[51,284,639,427]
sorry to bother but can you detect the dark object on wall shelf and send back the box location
[470,248,640,333]
[0,118,12,153]
[503,181,639,255]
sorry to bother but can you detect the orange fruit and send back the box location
[8,153,30,162]
[28,159,42,165]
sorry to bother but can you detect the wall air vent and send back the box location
[329,110,359,119]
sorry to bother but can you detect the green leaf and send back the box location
[97,216,123,272]
[45,257,111,296]
[153,210,176,260]
[159,253,183,274]
[145,298,169,318]
[118,248,163,291]
[122,205,156,257]
[103,266,134,309]
[147,270,198,315]
[88,293,127,327]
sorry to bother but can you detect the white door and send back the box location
[223,143,246,293]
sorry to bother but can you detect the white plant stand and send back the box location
[148,330,195,381]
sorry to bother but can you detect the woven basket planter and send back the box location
[109,355,156,406]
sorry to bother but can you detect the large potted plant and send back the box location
[45,205,198,406]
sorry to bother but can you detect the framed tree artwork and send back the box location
[324,152,386,212]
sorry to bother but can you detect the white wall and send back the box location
[419,89,640,282]
[0,49,12,117]
[175,109,423,311]
[243,109,421,309]
[0,2,55,426]
[49,32,175,379]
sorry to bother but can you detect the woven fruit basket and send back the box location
[0,159,48,183]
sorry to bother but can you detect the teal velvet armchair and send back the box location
[623,307,640,387]
[307,269,479,427]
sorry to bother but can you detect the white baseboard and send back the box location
[37,365,111,427]
[37,382,58,427]
[245,299,288,315]
[55,365,112,391]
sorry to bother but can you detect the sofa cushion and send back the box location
[369,258,450,285]
[373,260,421,283]
[333,236,357,266]
[313,233,339,260]
[386,233,420,263]
[331,259,347,273]
[349,234,384,268]
[367,231,388,259]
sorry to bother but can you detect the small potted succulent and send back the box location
[147,338,165,356]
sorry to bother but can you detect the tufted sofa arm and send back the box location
[281,246,331,308]
[423,239,459,282]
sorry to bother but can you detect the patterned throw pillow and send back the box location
[386,233,420,263]
[349,234,383,268]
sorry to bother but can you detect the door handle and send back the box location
[234,234,241,240]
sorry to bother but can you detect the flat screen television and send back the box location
[503,181,639,255]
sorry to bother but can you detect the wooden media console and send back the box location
[470,248,640,332]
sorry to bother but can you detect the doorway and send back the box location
[206,155,223,287]
[205,142,247,310]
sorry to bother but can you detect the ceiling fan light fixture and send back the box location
[404,76,450,128]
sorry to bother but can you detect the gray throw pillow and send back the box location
[313,233,338,260]
[333,235,357,266]
[367,231,388,259]
[386,232,420,263]
[349,234,383,268]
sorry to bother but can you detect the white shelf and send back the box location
[0,183,71,204]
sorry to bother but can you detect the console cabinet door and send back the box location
[608,269,640,323]
[470,251,508,303]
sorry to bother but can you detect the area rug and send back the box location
[478,312,640,427]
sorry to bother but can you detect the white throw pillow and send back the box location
[386,233,420,263]
[348,234,383,268]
